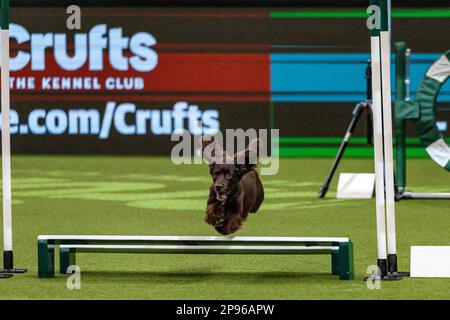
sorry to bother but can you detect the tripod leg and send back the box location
[366,108,373,146]
[318,103,366,198]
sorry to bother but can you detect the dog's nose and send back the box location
[215,184,224,191]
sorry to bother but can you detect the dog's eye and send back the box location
[226,173,233,179]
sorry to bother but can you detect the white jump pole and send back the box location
[369,0,403,280]
[1,0,26,277]
[369,19,389,278]
[380,0,408,277]
[379,0,399,275]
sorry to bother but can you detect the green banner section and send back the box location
[271,8,450,19]
[276,137,450,158]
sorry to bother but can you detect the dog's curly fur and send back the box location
[201,136,264,235]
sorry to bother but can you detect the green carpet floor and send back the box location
[0,156,449,299]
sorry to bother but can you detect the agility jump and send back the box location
[394,42,450,200]
[37,235,354,280]
[1,0,404,281]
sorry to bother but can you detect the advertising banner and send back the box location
[3,7,450,155]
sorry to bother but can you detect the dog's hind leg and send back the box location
[250,202,262,213]
[250,175,264,213]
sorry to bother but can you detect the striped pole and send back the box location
[0,0,12,279]
[369,0,403,279]
[369,0,388,278]
[1,0,13,276]
[378,0,402,276]
[0,0,26,277]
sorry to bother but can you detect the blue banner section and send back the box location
[270,53,450,103]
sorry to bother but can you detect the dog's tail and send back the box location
[234,138,261,169]
[200,135,228,164]
[200,135,214,153]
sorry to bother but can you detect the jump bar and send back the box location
[400,192,450,200]
[37,235,354,280]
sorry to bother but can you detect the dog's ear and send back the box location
[200,135,226,166]
[234,139,260,177]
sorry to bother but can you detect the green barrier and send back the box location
[394,42,450,199]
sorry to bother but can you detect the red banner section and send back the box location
[10,53,271,102]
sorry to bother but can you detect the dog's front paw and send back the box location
[205,204,225,226]
[205,213,219,226]
[214,216,243,235]
[215,225,231,235]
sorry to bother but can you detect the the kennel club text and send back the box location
[176,304,275,317]
[10,76,144,90]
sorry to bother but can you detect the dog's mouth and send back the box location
[216,191,228,202]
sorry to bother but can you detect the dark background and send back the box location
[10,1,450,7]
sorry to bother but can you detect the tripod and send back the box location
[318,61,373,198]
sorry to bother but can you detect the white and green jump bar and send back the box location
[395,42,450,199]
[38,236,355,280]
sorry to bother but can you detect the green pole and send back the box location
[394,42,407,195]
[380,0,389,31]
[1,0,9,29]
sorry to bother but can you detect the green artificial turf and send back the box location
[0,156,449,300]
